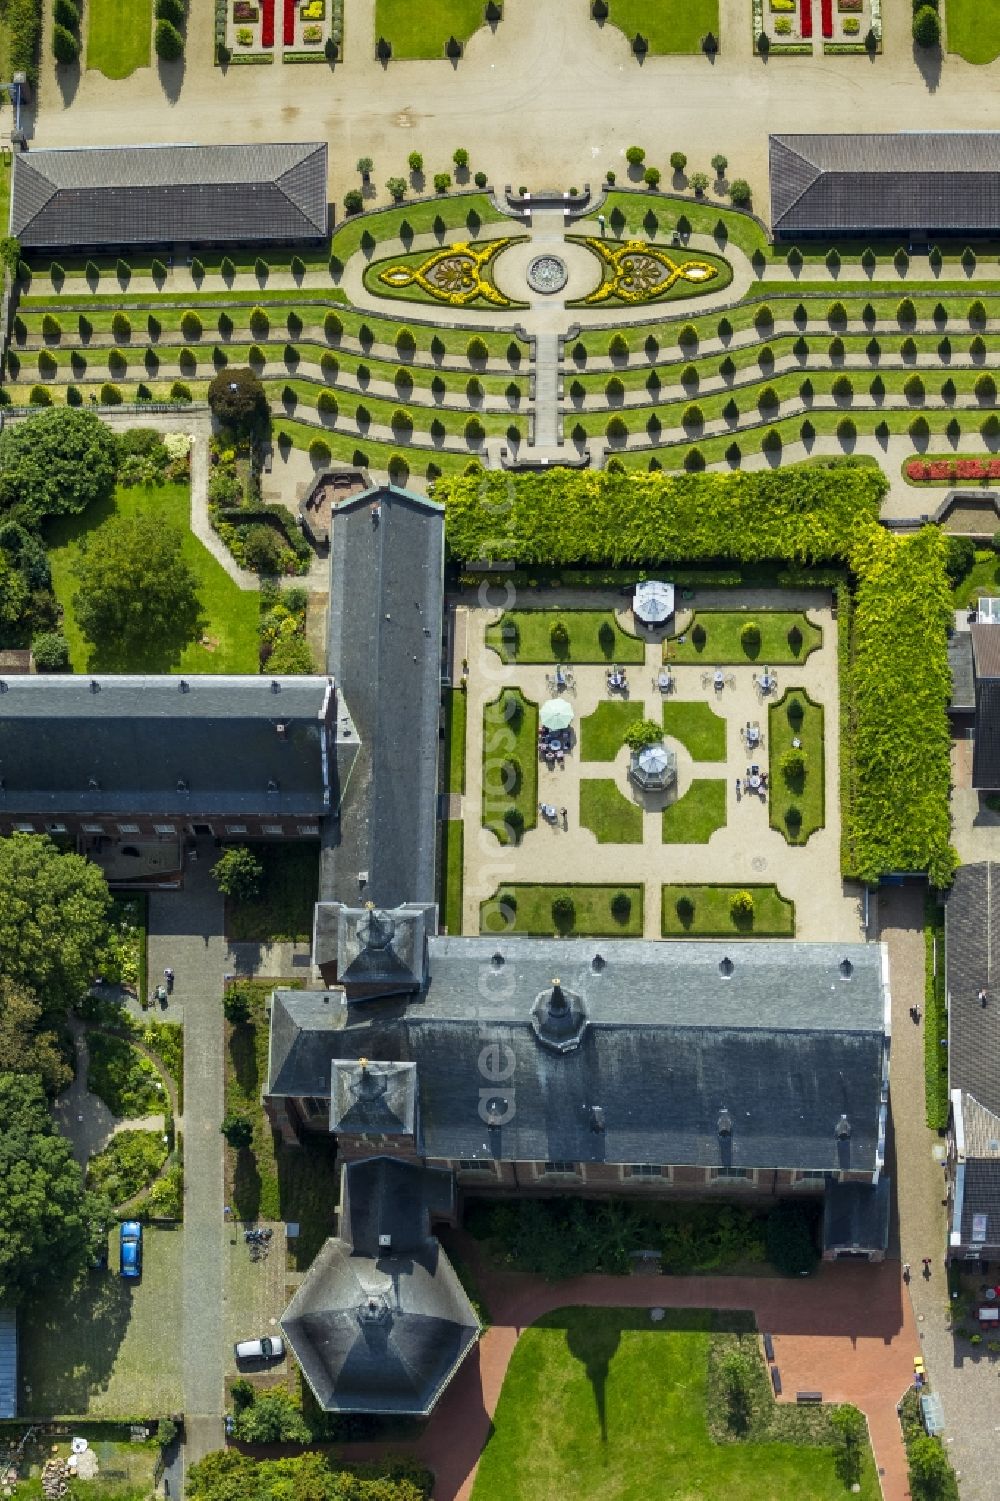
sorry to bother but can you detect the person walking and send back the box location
[735,777,741,803]
[922,1256,932,1278]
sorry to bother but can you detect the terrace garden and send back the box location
[661,778,727,842]
[665,610,822,665]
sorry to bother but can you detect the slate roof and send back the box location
[11,142,328,249]
[313,903,431,995]
[322,486,444,910]
[0,675,333,817]
[769,134,1000,237]
[822,1177,891,1254]
[948,633,975,713]
[330,1059,417,1135]
[280,1158,478,1415]
[971,627,1000,785]
[956,1159,1000,1251]
[269,938,889,1172]
[946,863,1000,1114]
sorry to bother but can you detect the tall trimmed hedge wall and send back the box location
[438,463,886,567]
[437,462,957,887]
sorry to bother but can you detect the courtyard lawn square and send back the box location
[604,0,720,53]
[480,882,643,936]
[662,699,727,760]
[769,689,826,846]
[662,882,795,937]
[472,1307,880,1501]
[45,481,259,675]
[579,777,644,843]
[481,687,539,845]
[86,0,152,78]
[661,778,727,843]
[374,0,489,57]
[665,610,822,666]
[579,699,645,760]
[486,608,644,665]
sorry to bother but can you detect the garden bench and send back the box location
[763,1332,774,1362]
[796,1390,822,1404]
[771,1366,782,1396]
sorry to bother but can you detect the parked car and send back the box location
[234,1335,284,1363]
[119,1221,143,1280]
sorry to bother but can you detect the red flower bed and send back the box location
[821,0,833,35]
[283,0,295,44]
[261,0,274,45]
[906,457,1000,483]
[800,0,813,38]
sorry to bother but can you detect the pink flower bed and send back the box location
[821,0,833,35]
[261,0,274,44]
[838,0,862,10]
[906,457,1000,483]
[284,0,295,43]
[800,0,813,37]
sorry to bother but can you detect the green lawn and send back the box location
[480,883,643,937]
[21,1228,184,1417]
[665,611,822,666]
[579,777,644,843]
[946,0,1000,62]
[225,980,339,1268]
[441,818,464,934]
[485,609,645,664]
[445,687,468,794]
[374,0,487,57]
[86,0,151,78]
[662,883,795,937]
[768,690,825,845]
[662,700,727,760]
[604,0,719,52]
[481,688,539,845]
[224,843,320,942]
[45,481,259,674]
[954,552,1000,608]
[579,699,645,760]
[473,1307,879,1501]
[661,779,727,843]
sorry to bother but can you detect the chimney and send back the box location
[548,978,568,1015]
[276,721,287,739]
[835,1114,852,1139]
[717,1108,733,1136]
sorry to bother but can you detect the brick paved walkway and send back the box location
[342,1242,919,1501]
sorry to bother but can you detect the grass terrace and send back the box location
[661,778,727,843]
[579,778,644,843]
[480,883,644,937]
[485,609,645,664]
[86,0,151,77]
[768,689,826,846]
[481,687,539,845]
[441,819,464,935]
[945,0,1000,63]
[472,1307,879,1501]
[665,611,821,666]
[45,481,259,674]
[661,700,727,760]
[661,882,795,937]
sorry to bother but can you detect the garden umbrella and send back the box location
[633,580,675,624]
[540,698,574,731]
[638,745,670,777]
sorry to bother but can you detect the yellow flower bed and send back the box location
[769,0,796,11]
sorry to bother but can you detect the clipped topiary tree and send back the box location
[740,621,761,655]
[154,17,184,58]
[781,748,806,790]
[730,889,754,923]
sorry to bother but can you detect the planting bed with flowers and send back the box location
[905,456,1000,485]
[223,0,335,57]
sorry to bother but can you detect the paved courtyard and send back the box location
[460,587,864,942]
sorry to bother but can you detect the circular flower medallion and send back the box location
[527,254,568,295]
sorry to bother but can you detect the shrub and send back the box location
[28,384,52,406]
[465,415,485,444]
[386,175,406,202]
[433,173,451,194]
[606,415,627,442]
[970,298,987,327]
[32,630,70,671]
[897,296,916,326]
[610,890,631,921]
[308,437,331,463]
[157,0,185,25]
[669,150,687,173]
[316,389,337,417]
[729,179,751,206]
[832,374,853,398]
[343,188,363,214]
[909,414,929,440]
[753,304,773,331]
[976,373,997,403]
[901,335,917,360]
[912,4,940,43]
[643,166,661,189]
[683,403,704,429]
[781,748,806,789]
[740,621,761,654]
[169,380,192,402]
[971,334,987,360]
[675,894,695,924]
[51,23,79,61]
[181,310,202,340]
[154,17,184,57]
[944,535,976,586]
[467,335,488,363]
[625,145,645,166]
[53,0,79,24]
[904,373,925,401]
[827,299,847,328]
[730,889,754,921]
[757,386,778,412]
[609,332,628,359]
[837,417,857,442]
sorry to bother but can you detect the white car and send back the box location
[234,1335,284,1363]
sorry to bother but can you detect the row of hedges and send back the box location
[439,463,957,887]
[9,0,42,82]
[924,896,949,1129]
